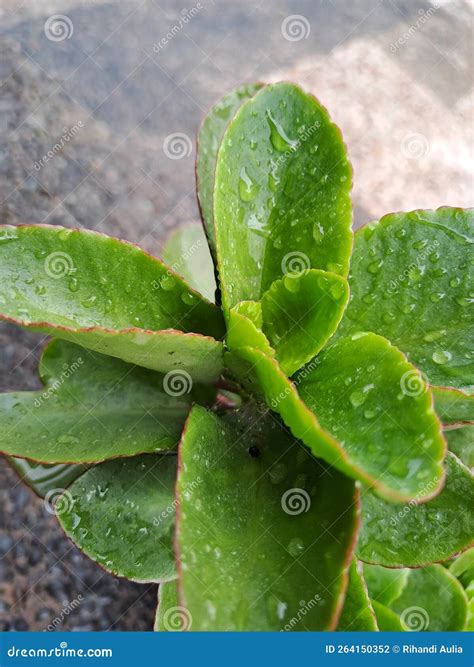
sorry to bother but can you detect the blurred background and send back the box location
[0,0,472,631]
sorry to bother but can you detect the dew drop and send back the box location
[432,350,452,365]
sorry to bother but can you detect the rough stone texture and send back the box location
[0,0,472,631]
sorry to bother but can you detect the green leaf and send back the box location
[175,405,359,631]
[227,332,445,502]
[161,224,216,302]
[0,225,224,381]
[227,301,275,358]
[446,426,474,469]
[434,387,474,425]
[0,340,190,463]
[59,454,177,582]
[214,82,353,313]
[337,561,378,631]
[338,207,473,390]
[371,601,404,631]
[357,453,474,567]
[259,269,349,376]
[449,547,474,588]
[362,564,409,606]
[154,581,192,632]
[197,83,264,253]
[390,565,468,631]
[6,457,87,497]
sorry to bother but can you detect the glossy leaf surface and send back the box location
[0,340,190,463]
[197,83,264,252]
[214,82,353,313]
[338,208,473,390]
[7,457,87,497]
[0,225,224,381]
[446,426,474,469]
[357,453,474,567]
[260,269,349,376]
[175,405,359,631]
[337,561,378,631]
[154,581,190,632]
[372,601,404,631]
[59,454,177,582]
[390,565,468,631]
[434,387,474,424]
[227,332,445,502]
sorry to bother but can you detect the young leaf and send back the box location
[0,225,224,381]
[196,83,264,252]
[449,547,474,589]
[357,453,474,567]
[59,454,177,582]
[337,561,378,631]
[227,332,445,502]
[227,301,275,358]
[161,224,216,302]
[362,564,409,606]
[214,82,353,313]
[390,565,468,631]
[0,339,190,463]
[260,269,349,376]
[6,457,87,497]
[337,207,473,390]
[175,405,359,631]
[371,601,404,631]
[446,426,473,469]
[154,581,191,632]
[433,386,474,425]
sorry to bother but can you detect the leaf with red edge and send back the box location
[0,225,224,382]
[337,560,378,631]
[175,405,359,631]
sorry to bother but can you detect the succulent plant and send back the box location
[1,82,472,632]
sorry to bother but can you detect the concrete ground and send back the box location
[0,0,472,631]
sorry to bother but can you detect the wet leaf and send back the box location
[390,565,468,631]
[433,387,474,425]
[214,82,353,314]
[6,457,87,497]
[0,225,224,381]
[227,332,445,502]
[0,340,190,463]
[446,426,474,469]
[175,405,359,631]
[337,561,378,631]
[338,207,473,390]
[197,83,264,253]
[59,454,177,582]
[357,453,474,567]
[260,269,349,376]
